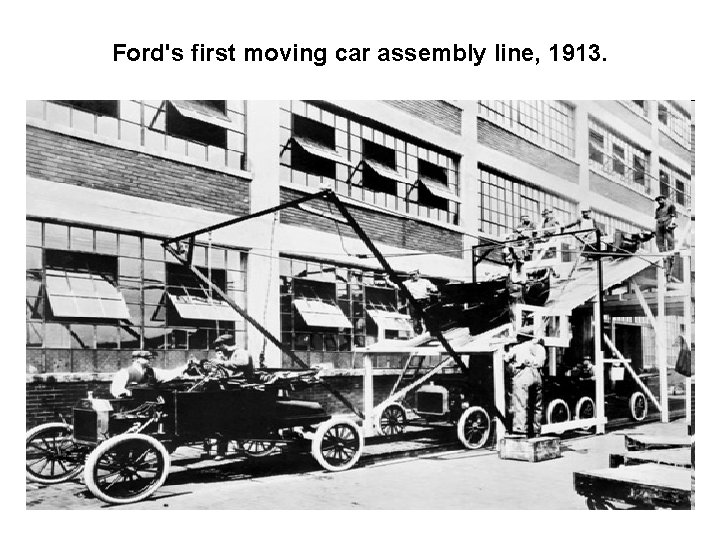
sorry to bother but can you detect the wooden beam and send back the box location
[493,349,506,441]
[683,252,693,426]
[631,279,658,333]
[603,334,662,411]
[657,266,669,423]
[594,296,606,434]
[541,416,608,434]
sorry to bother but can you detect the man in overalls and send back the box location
[506,337,547,436]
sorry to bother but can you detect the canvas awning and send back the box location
[168,293,242,321]
[417,178,461,203]
[293,299,351,328]
[366,309,414,332]
[168,100,232,128]
[364,159,412,184]
[46,269,130,319]
[292,137,352,166]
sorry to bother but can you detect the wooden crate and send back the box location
[498,435,561,462]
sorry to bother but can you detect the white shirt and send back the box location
[507,341,546,369]
[403,277,437,300]
[110,362,187,397]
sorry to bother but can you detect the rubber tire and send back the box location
[456,406,491,449]
[26,422,84,484]
[241,440,277,458]
[575,396,596,429]
[311,418,364,472]
[83,433,170,505]
[374,403,407,436]
[629,391,648,421]
[546,399,571,432]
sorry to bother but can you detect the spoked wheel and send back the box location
[545,399,570,433]
[457,406,491,449]
[375,403,407,436]
[241,440,277,458]
[629,392,648,421]
[26,422,85,484]
[311,418,364,472]
[84,434,170,505]
[575,397,596,429]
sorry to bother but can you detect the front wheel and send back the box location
[26,422,85,484]
[575,397,596,429]
[629,392,648,421]
[545,399,570,433]
[311,418,364,472]
[375,403,407,436]
[83,433,170,505]
[457,406,491,449]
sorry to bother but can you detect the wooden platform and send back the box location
[574,463,691,509]
[610,447,691,469]
[625,433,692,451]
[498,435,561,462]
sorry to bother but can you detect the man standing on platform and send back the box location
[506,337,547,437]
[654,195,677,279]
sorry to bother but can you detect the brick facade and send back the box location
[384,100,462,134]
[26,126,251,216]
[476,118,580,182]
[278,188,464,258]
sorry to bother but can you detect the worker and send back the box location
[513,214,537,260]
[541,208,562,235]
[654,195,677,279]
[212,334,254,378]
[110,350,186,398]
[397,269,438,334]
[504,246,526,311]
[576,356,596,381]
[505,337,546,437]
[563,203,600,258]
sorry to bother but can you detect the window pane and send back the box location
[44,223,68,249]
[27,221,42,246]
[45,323,71,348]
[96,231,117,255]
[119,235,141,258]
[120,326,141,349]
[97,325,119,349]
[70,227,94,251]
[27,322,43,347]
[70,324,94,348]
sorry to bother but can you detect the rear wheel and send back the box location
[575,397,596,429]
[26,422,85,484]
[546,399,570,432]
[457,406,491,449]
[241,440,277,458]
[311,418,364,472]
[84,433,170,505]
[629,392,648,421]
[375,403,407,436]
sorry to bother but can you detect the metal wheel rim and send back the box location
[550,401,569,423]
[379,405,405,436]
[320,424,360,467]
[463,410,490,447]
[26,426,82,481]
[633,394,647,419]
[92,440,164,500]
[242,440,276,456]
[579,399,595,419]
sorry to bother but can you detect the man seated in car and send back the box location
[110,350,187,398]
[211,334,254,378]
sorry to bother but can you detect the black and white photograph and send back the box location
[24,99,695,510]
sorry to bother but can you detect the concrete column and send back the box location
[493,348,506,441]
[574,101,590,200]
[648,100,661,199]
[657,265,669,422]
[363,354,375,437]
[245,101,282,367]
[457,100,482,278]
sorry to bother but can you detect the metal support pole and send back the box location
[683,251,692,425]
[363,354,374,437]
[493,349,506,441]
[594,230,606,435]
[657,264,669,422]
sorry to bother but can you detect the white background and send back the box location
[5,0,713,532]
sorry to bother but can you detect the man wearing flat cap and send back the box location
[654,195,677,279]
[212,334,254,378]
[110,350,186,397]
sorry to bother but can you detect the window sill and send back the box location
[617,101,652,124]
[588,164,654,200]
[659,126,692,152]
[280,181,467,235]
[27,118,254,182]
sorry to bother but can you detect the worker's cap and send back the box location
[583,355,592,361]
[579,203,591,212]
[212,334,234,348]
[132,350,156,360]
[541,209,553,215]
[655,195,667,202]
[520,214,530,219]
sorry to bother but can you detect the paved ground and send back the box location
[26,418,690,510]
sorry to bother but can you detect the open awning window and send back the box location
[168,100,232,128]
[364,159,411,184]
[292,136,352,166]
[417,178,461,203]
[167,293,242,321]
[366,309,414,332]
[46,269,130,319]
[293,299,351,328]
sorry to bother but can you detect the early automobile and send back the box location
[25,367,364,505]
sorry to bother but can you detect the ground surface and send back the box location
[26,415,690,510]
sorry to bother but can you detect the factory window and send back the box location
[279,101,460,225]
[658,101,692,148]
[26,219,247,362]
[478,100,576,157]
[150,100,229,149]
[592,211,642,238]
[658,103,668,125]
[659,160,692,210]
[477,165,575,238]
[620,100,648,117]
[53,100,119,117]
[588,119,650,194]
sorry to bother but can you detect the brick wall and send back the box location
[383,100,462,134]
[477,118,580,183]
[26,126,250,216]
[589,171,654,215]
[596,102,651,138]
[278,188,464,258]
[28,349,198,375]
[25,374,403,429]
[659,131,693,164]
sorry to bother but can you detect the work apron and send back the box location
[511,366,543,436]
